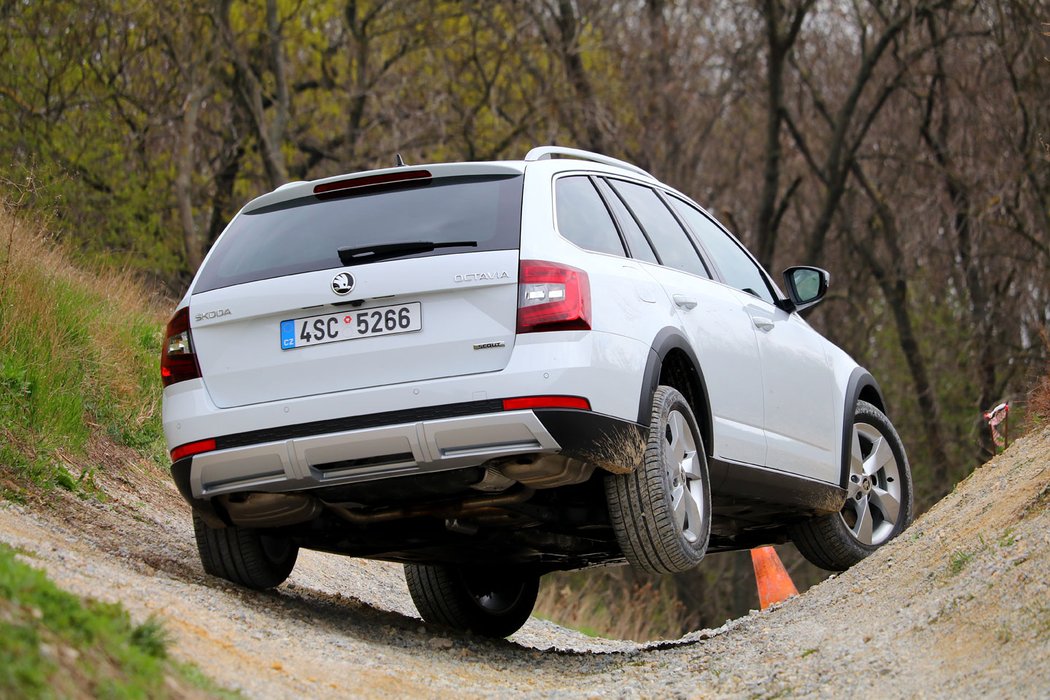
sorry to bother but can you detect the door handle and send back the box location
[752,316,774,331]
[673,294,697,310]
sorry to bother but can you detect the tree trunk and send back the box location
[553,0,606,153]
[175,88,203,272]
[206,143,245,251]
[216,0,288,189]
[850,164,953,497]
[755,0,812,269]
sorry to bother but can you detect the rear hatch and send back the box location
[188,165,524,409]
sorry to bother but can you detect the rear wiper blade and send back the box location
[337,240,477,266]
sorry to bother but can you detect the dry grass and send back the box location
[1022,326,1050,431]
[535,568,692,642]
[0,204,167,492]
[1027,370,1050,428]
[0,204,166,397]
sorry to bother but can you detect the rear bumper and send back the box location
[172,405,644,510]
[176,406,566,500]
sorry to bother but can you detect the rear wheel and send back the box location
[192,513,298,589]
[791,400,913,571]
[404,563,539,638]
[605,385,711,574]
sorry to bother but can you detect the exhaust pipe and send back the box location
[221,492,323,528]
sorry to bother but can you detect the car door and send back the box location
[666,196,839,483]
[599,178,768,468]
[551,174,670,340]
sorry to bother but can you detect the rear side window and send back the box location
[668,197,775,304]
[593,178,659,263]
[194,174,524,293]
[608,180,709,278]
[554,176,626,257]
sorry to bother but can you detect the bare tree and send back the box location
[215,0,290,189]
[753,0,813,269]
[525,0,611,153]
[783,0,951,265]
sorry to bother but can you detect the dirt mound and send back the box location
[1,428,1046,697]
[629,426,1049,698]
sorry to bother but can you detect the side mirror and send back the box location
[781,266,829,313]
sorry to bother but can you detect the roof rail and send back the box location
[524,146,654,180]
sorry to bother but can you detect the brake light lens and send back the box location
[502,396,591,411]
[161,307,201,387]
[170,438,216,462]
[313,169,432,200]
[516,260,591,333]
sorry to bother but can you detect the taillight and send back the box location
[516,260,591,333]
[161,307,201,387]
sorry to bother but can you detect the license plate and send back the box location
[280,302,422,350]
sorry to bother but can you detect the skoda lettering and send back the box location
[194,308,231,322]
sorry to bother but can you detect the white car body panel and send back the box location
[638,266,769,467]
[744,299,839,481]
[190,250,519,408]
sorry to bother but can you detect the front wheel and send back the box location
[404,564,539,638]
[791,400,913,571]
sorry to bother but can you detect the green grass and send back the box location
[0,543,236,698]
[0,206,166,496]
[947,549,974,576]
[0,208,235,698]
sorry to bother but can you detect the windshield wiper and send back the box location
[337,240,477,266]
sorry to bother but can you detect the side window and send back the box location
[554,176,626,257]
[608,180,709,278]
[668,197,775,304]
[593,178,659,264]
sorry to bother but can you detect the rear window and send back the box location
[194,174,524,293]
[555,176,626,257]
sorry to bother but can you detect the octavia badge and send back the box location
[331,272,355,295]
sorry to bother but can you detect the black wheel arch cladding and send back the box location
[641,327,714,454]
[840,367,887,489]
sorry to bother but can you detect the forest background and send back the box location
[1,0,1047,638]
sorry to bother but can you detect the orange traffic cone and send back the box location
[750,546,799,610]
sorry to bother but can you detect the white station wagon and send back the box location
[162,147,912,637]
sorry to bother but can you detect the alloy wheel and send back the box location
[665,409,706,544]
[841,421,903,545]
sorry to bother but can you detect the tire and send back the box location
[791,400,913,571]
[605,385,711,574]
[404,563,539,638]
[192,513,298,590]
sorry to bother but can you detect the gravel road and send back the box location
[1,428,1047,698]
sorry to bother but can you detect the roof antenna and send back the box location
[394,153,406,167]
